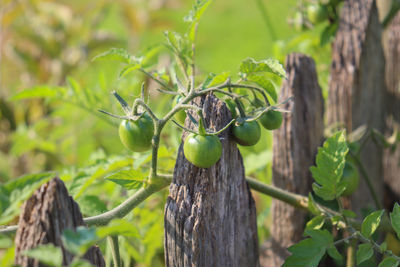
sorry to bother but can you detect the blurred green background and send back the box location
[0,0,331,265]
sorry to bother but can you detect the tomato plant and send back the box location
[341,162,360,196]
[183,133,222,168]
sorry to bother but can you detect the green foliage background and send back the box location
[0,0,332,265]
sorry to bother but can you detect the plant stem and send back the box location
[108,235,121,267]
[346,239,357,267]
[356,231,400,262]
[349,151,382,210]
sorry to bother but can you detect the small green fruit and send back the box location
[260,110,283,130]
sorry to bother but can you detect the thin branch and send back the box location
[139,69,174,92]
[108,236,121,267]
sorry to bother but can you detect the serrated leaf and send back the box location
[306,215,325,231]
[164,31,181,52]
[62,226,98,256]
[185,0,212,41]
[356,243,374,265]
[378,257,399,267]
[304,229,333,246]
[22,244,63,267]
[106,169,145,190]
[246,74,277,102]
[310,131,349,200]
[283,238,326,267]
[207,72,230,87]
[361,210,385,238]
[92,48,133,64]
[239,58,286,78]
[10,86,65,101]
[390,203,400,239]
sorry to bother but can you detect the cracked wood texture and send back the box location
[382,12,400,208]
[14,177,105,267]
[327,0,386,213]
[259,53,324,267]
[164,93,259,267]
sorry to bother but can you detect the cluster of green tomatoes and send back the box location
[118,95,283,169]
[292,0,341,31]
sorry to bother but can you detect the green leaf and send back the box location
[283,238,326,267]
[380,242,388,253]
[342,209,357,218]
[62,226,98,256]
[306,215,325,231]
[390,203,400,239]
[70,259,95,267]
[105,169,145,190]
[356,243,374,265]
[361,210,385,238]
[239,57,286,78]
[22,244,63,267]
[310,131,349,200]
[327,245,343,262]
[119,63,141,78]
[304,229,333,246]
[378,257,399,267]
[0,234,13,249]
[207,72,230,87]
[246,74,278,102]
[97,219,140,238]
[320,23,338,46]
[92,48,133,64]
[11,86,65,101]
[184,0,212,41]
[78,195,107,217]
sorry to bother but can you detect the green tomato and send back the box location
[259,110,283,130]
[173,96,186,124]
[119,114,154,152]
[307,4,328,24]
[183,133,222,168]
[341,162,360,196]
[232,121,261,146]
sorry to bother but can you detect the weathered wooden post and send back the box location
[164,93,259,266]
[382,11,400,208]
[260,53,324,266]
[327,0,386,212]
[14,177,105,267]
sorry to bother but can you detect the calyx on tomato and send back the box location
[119,113,154,152]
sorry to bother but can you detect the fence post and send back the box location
[164,93,259,266]
[382,12,400,208]
[260,53,324,266]
[327,0,386,213]
[14,177,105,267]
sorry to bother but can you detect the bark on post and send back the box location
[260,53,324,266]
[382,13,400,208]
[14,177,105,267]
[327,0,386,213]
[164,93,259,267]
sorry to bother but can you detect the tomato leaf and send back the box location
[22,244,63,267]
[62,226,98,256]
[239,57,286,79]
[106,169,145,190]
[305,215,325,232]
[310,131,348,200]
[184,0,212,42]
[356,243,374,265]
[390,203,400,239]
[246,74,278,102]
[10,86,65,101]
[92,48,133,64]
[378,257,399,267]
[361,210,385,238]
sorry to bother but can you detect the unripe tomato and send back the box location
[307,4,328,24]
[259,110,283,130]
[173,96,186,124]
[183,133,222,168]
[232,121,261,146]
[119,114,154,152]
[341,162,360,196]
